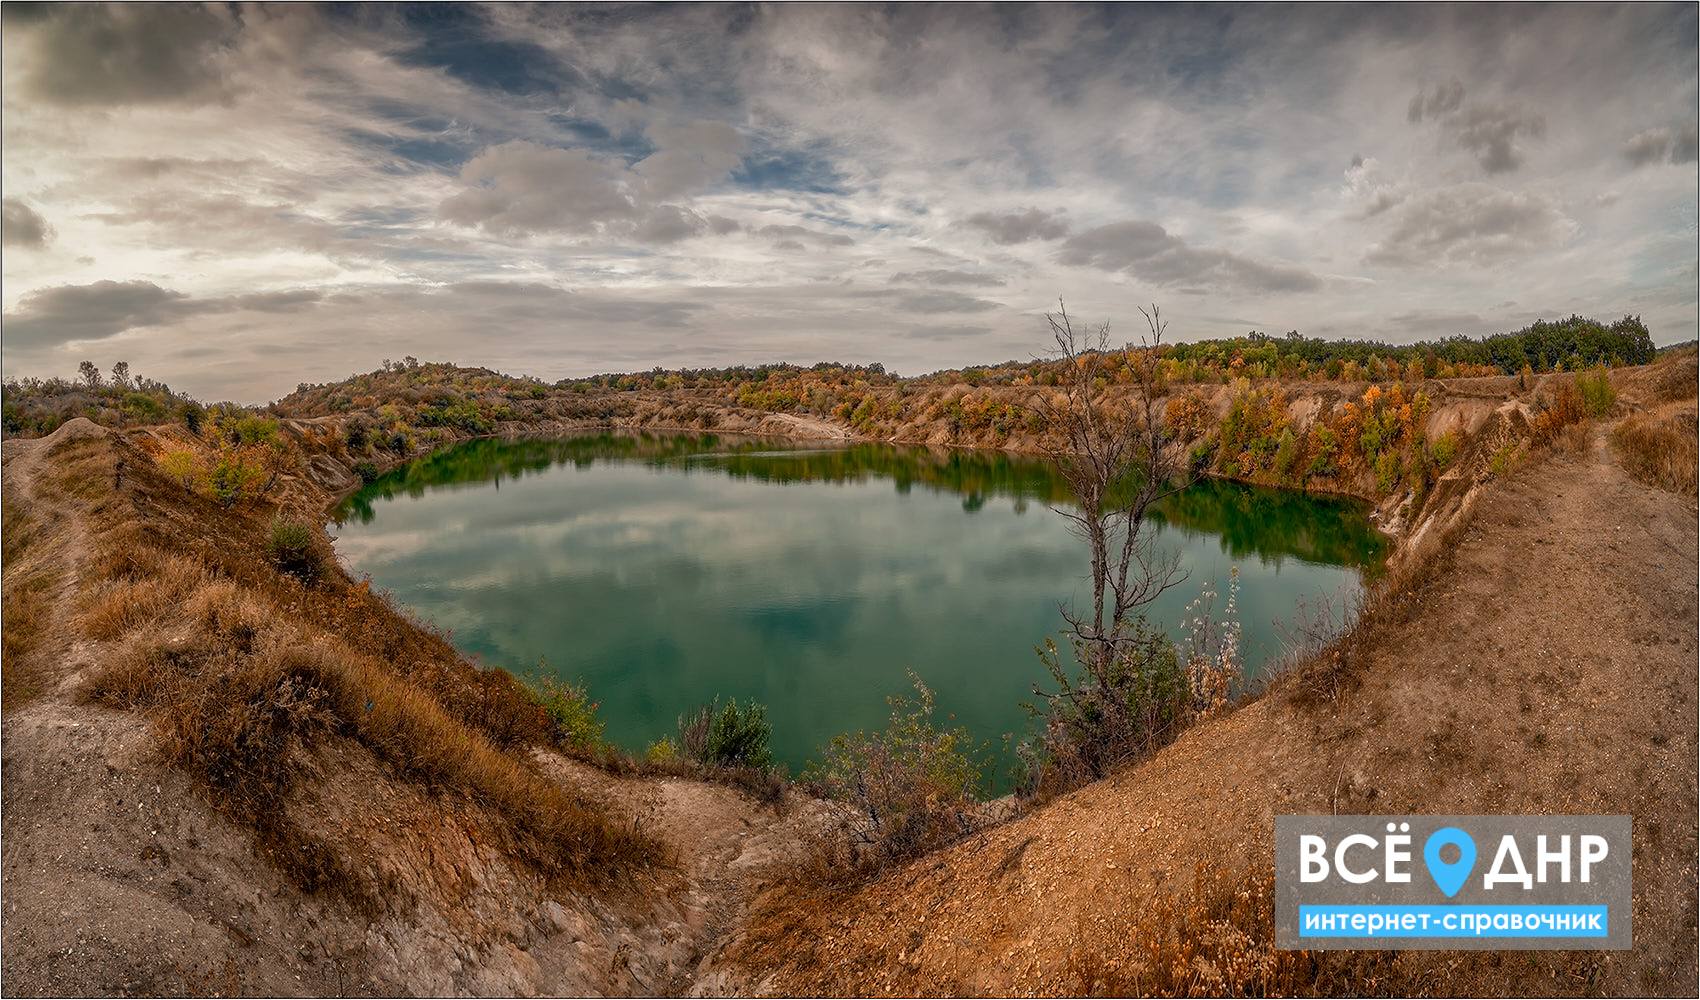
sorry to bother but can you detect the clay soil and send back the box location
[725,425,1699,996]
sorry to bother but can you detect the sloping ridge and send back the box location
[0,419,823,995]
[722,421,1698,996]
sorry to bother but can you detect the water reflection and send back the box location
[337,433,1386,574]
[332,432,1387,781]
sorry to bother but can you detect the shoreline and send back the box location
[313,415,1407,547]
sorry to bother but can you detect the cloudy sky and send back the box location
[2,4,1696,403]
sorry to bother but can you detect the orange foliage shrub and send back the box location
[1164,392,1211,440]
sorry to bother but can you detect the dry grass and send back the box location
[1065,860,1408,997]
[1613,404,1698,499]
[1061,855,1608,998]
[78,552,210,640]
[1554,420,1592,455]
[1276,477,1469,708]
[53,430,662,901]
[1530,380,1586,445]
[89,595,656,899]
[2,503,60,710]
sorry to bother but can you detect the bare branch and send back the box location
[1031,299,1195,679]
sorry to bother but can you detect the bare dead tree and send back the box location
[1038,299,1194,667]
[1024,300,1198,783]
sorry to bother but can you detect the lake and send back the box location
[332,432,1386,783]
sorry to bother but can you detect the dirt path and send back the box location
[1,419,108,702]
[532,756,832,995]
[724,426,1698,996]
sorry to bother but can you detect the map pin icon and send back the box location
[1423,826,1477,898]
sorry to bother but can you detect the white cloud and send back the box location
[440,141,637,236]
[1,4,1694,399]
[634,121,747,199]
[1365,184,1577,267]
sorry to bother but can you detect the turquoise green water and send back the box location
[332,433,1386,780]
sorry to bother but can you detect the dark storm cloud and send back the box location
[754,224,854,248]
[630,205,708,244]
[1058,221,1322,293]
[1405,79,1465,123]
[432,281,702,327]
[909,324,994,341]
[0,278,698,357]
[3,281,188,349]
[887,269,1006,288]
[1365,184,1575,267]
[2,200,52,247]
[7,4,240,106]
[1,281,326,351]
[1381,309,1493,337]
[889,290,1000,314]
[963,208,1070,245]
[1678,122,1700,164]
[1451,104,1547,174]
[1407,80,1546,174]
[1623,123,1700,167]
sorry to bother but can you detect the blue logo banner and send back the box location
[1275,815,1631,950]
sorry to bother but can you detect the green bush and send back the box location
[1576,365,1616,417]
[528,676,606,753]
[122,392,167,420]
[344,415,372,449]
[1305,426,1338,480]
[1489,441,1522,477]
[1374,450,1402,494]
[1271,428,1301,481]
[679,697,773,769]
[353,461,380,484]
[416,399,492,434]
[1019,620,1187,796]
[207,452,271,507]
[1428,430,1459,469]
[805,673,986,870]
[266,514,317,578]
[231,415,280,446]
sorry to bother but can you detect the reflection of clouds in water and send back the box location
[335,437,1380,779]
[353,463,1083,602]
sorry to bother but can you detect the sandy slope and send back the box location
[0,422,828,996]
[723,426,1698,996]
